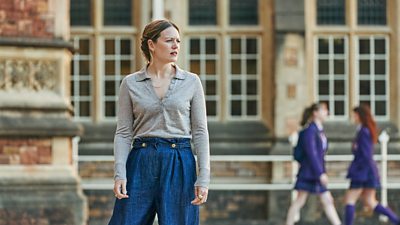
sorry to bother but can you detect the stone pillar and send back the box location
[0,0,87,224]
[274,33,307,138]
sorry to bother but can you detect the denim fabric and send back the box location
[108,137,199,225]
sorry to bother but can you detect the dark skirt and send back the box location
[349,171,381,189]
[294,178,328,194]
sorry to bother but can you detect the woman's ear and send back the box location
[147,39,155,52]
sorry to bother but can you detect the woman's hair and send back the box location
[140,20,180,62]
[300,103,321,127]
[353,104,378,143]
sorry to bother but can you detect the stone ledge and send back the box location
[0,166,81,185]
[0,116,82,137]
[79,121,272,143]
[0,37,75,52]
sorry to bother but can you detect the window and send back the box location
[104,0,132,26]
[228,37,260,118]
[70,0,91,26]
[229,0,258,25]
[356,36,388,117]
[71,37,92,119]
[187,0,263,121]
[317,0,345,25]
[189,0,217,25]
[310,0,391,120]
[71,0,136,121]
[358,0,386,25]
[103,37,134,118]
[187,37,220,118]
[316,37,348,118]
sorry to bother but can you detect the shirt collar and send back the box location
[135,64,186,82]
[314,120,324,131]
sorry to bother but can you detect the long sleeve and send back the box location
[303,127,324,178]
[190,76,210,188]
[357,128,375,169]
[113,78,134,181]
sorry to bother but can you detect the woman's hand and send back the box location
[113,179,129,199]
[191,186,208,205]
[320,173,329,186]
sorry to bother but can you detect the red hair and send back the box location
[353,104,378,144]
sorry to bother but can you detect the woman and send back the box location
[108,20,210,225]
[286,103,341,225]
[344,105,399,225]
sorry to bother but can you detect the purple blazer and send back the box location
[346,126,379,181]
[297,122,327,180]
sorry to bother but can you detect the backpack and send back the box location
[293,129,306,162]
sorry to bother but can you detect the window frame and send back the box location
[226,35,262,120]
[100,35,136,120]
[355,35,389,120]
[70,0,140,122]
[186,35,221,121]
[306,0,393,121]
[185,0,265,122]
[70,35,94,121]
[314,35,349,120]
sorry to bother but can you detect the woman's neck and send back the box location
[147,62,175,79]
[314,119,323,130]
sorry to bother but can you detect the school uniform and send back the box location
[344,126,400,225]
[346,126,380,189]
[294,121,328,194]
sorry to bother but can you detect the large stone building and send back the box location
[0,0,86,224]
[1,0,400,224]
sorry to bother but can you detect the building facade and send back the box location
[71,0,400,224]
[0,0,87,224]
[1,0,400,224]
[72,1,400,224]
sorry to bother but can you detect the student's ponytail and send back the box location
[300,107,312,127]
[300,103,321,127]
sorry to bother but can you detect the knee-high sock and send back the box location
[345,204,355,225]
[374,204,400,224]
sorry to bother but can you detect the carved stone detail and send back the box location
[0,59,58,91]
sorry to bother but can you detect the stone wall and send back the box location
[0,0,86,224]
[211,161,271,181]
[78,159,273,224]
[274,33,308,138]
[0,0,54,38]
[81,189,270,225]
[84,188,400,225]
[0,138,52,165]
[78,121,400,224]
[83,190,115,225]
[0,184,86,225]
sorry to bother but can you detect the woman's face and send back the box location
[148,26,180,64]
[315,104,329,122]
[352,112,361,124]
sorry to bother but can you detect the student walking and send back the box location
[286,103,342,225]
[344,105,400,225]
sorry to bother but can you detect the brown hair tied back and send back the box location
[140,20,180,62]
[300,103,321,127]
